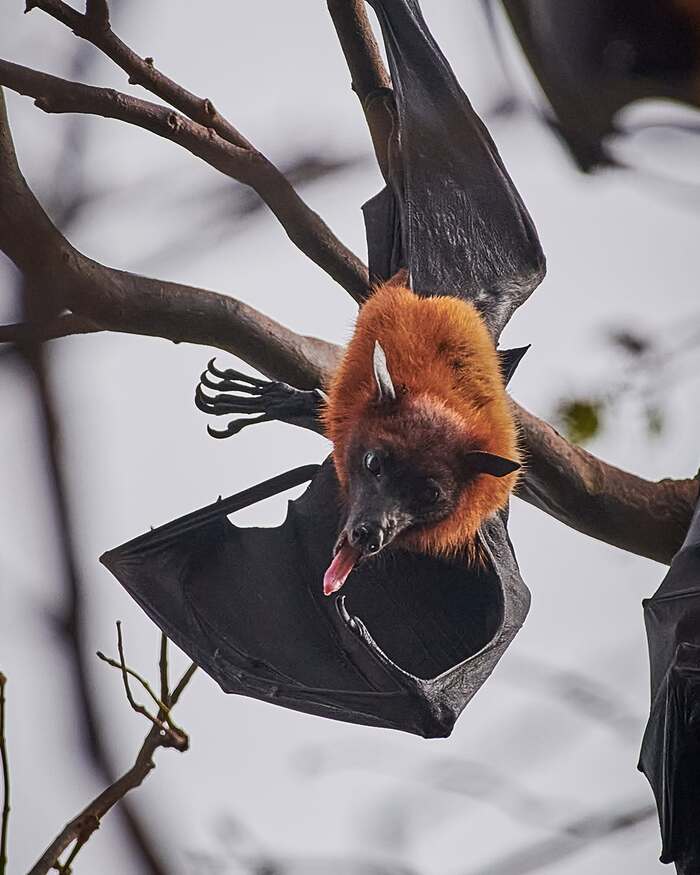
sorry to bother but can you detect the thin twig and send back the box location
[171,663,197,707]
[158,633,169,712]
[96,651,170,721]
[114,622,170,734]
[0,674,9,875]
[27,0,250,149]
[28,642,194,875]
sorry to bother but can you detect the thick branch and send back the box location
[0,87,340,387]
[514,402,698,565]
[0,60,369,301]
[327,0,395,178]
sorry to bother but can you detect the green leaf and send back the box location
[555,398,604,444]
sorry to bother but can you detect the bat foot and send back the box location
[195,359,324,437]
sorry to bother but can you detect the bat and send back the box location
[639,498,700,875]
[494,0,700,170]
[101,0,545,738]
[321,278,521,596]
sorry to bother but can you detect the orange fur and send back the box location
[322,281,520,555]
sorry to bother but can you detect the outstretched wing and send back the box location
[363,0,546,338]
[102,461,527,738]
[639,498,700,875]
[103,0,535,736]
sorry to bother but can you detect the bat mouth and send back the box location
[323,529,393,596]
[323,533,363,596]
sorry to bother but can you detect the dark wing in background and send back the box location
[363,0,545,339]
[102,0,542,737]
[639,497,700,875]
[497,0,700,171]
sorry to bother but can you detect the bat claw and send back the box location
[195,359,324,439]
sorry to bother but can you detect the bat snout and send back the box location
[349,521,386,556]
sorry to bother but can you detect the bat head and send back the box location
[323,342,519,596]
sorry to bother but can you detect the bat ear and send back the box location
[373,341,397,403]
[463,451,521,478]
[497,346,530,386]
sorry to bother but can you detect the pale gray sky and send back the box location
[1,2,699,873]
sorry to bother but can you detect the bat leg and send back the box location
[194,358,325,437]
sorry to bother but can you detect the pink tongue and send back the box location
[323,541,361,596]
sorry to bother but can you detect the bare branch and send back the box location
[0,673,9,875]
[514,401,698,565]
[327,0,395,179]
[0,59,369,300]
[158,633,169,712]
[0,313,99,344]
[0,88,341,388]
[84,0,109,29]
[27,0,250,148]
[28,641,194,875]
[170,663,197,707]
[96,650,171,723]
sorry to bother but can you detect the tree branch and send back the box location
[0,58,370,301]
[28,636,195,875]
[27,0,251,149]
[514,401,698,565]
[326,0,395,179]
[0,87,341,388]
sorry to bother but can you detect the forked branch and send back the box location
[5,0,370,300]
[28,629,196,875]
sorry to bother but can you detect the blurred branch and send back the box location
[464,801,655,875]
[0,674,9,875]
[507,654,641,739]
[3,0,370,301]
[28,633,195,875]
[17,300,173,875]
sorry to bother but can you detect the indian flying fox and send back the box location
[321,277,521,596]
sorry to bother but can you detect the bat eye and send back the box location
[364,451,382,476]
[422,484,441,505]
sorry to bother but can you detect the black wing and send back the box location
[497,0,700,171]
[363,0,546,338]
[639,498,700,875]
[102,461,529,738]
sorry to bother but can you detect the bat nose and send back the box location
[350,522,384,555]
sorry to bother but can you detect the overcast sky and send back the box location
[1,2,699,873]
